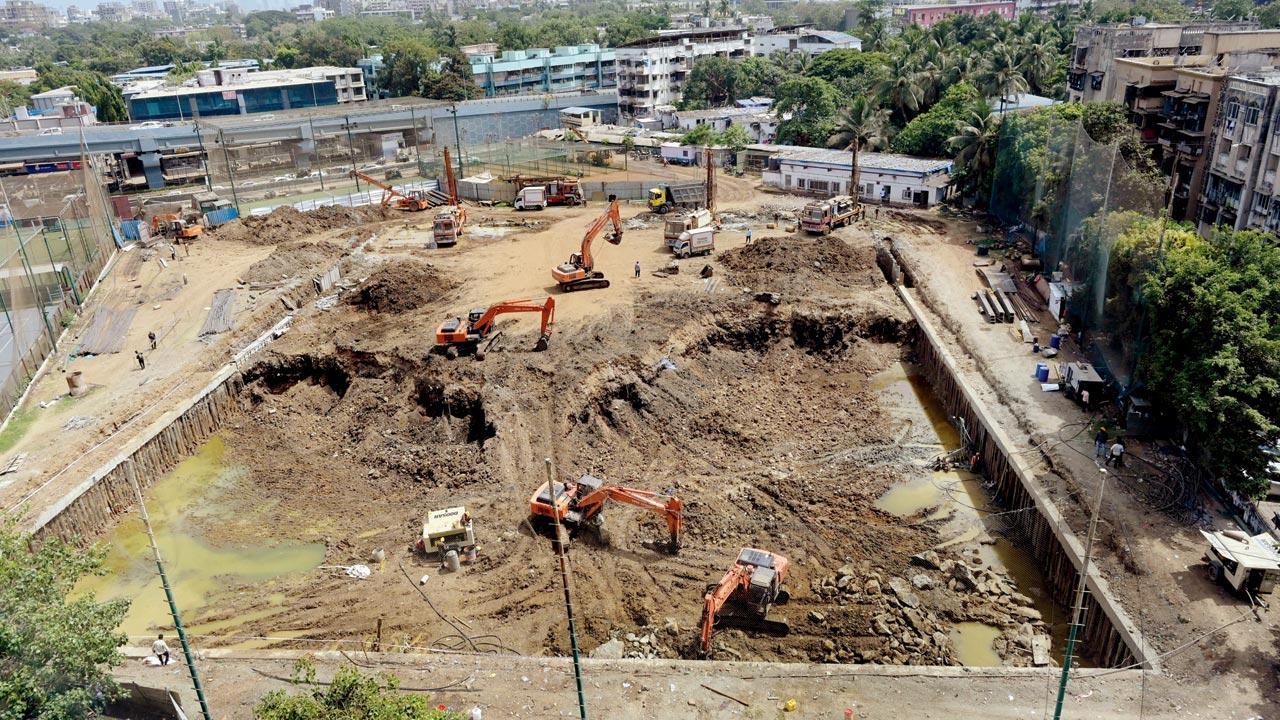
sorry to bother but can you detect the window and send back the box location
[901,187,913,200]
[1245,102,1260,125]
[1227,99,1240,120]
[862,182,874,196]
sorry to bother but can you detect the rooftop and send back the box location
[676,106,772,120]
[1201,529,1280,571]
[616,27,748,49]
[131,67,361,100]
[751,144,953,173]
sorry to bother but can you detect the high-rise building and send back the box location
[615,28,750,122]
[0,0,64,29]
[1198,71,1280,234]
[468,44,616,98]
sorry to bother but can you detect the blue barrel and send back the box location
[1049,334,1062,349]
[1036,363,1049,382]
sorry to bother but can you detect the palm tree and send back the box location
[769,50,811,75]
[829,97,892,200]
[875,67,923,121]
[948,110,1001,199]
[718,0,731,17]
[979,44,1029,111]
[1017,40,1056,95]
[862,19,889,52]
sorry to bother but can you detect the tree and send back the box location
[773,76,841,145]
[947,109,1001,200]
[1142,229,1280,498]
[421,46,481,101]
[892,82,987,157]
[0,80,31,115]
[32,66,127,122]
[243,10,295,37]
[1260,0,1280,28]
[0,515,129,719]
[875,66,924,122]
[719,123,751,152]
[380,37,438,98]
[680,56,742,109]
[255,659,465,720]
[979,43,1029,109]
[737,56,788,99]
[829,96,892,153]
[680,123,717,146]
[1212,0,1253,20]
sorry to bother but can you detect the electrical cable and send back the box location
[397,558,483,653]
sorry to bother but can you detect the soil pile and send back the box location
[347,259,454,313]
[213,205,388,245]
[719,235,881,294]
[241,241,345,285]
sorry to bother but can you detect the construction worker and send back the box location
[148,331,157,350]
[745,227,753,245]
[634,260,641,279]
[152,634,170,666]
[135,351,145,371]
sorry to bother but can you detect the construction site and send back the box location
[3,141,1276,718]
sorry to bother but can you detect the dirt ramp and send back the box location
[347,259,455,313]
[212,205,389,245]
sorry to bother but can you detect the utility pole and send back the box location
[343,116,361,193]
[128,473,213,720]
[546,458,588,720]
[1053,468,1108,720]
[850,138,860,204]
[192,121,211,192]
[307,117,325,191]
[217,129,240,213]
[449,104,465,180]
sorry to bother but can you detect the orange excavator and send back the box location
[348,169,433,212]
[529,473,682,554]
[435,297,555,359]
[551,196,622,292]
[698,548,791,657]
[432,147,467,248]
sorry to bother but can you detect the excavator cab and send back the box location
[528,473,681,554]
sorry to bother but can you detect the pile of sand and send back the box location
[213,205,388,245]
[720,235,868,276]
[347,259,454,313]
[241,241,345,285]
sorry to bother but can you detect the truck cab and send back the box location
[433,207,463,247]
[670,226,715,258]
[515,186,547,211]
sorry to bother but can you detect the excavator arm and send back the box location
[443,147,460,207]
[576,484,682,552]
[473,297,555,349]
[349,169,402,209]
[699,566,751,655]
[577,198,623,273]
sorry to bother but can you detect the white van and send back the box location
[670,226,715,258]
[515,186,547,211]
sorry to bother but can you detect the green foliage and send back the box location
[805,49,890,94]
[254,660,465,720]
[0,514,129,719]
[680,123,717,146]
[1141,230,1280,498]
[1091,0,1189,22]
[32,66,127,122]
[679,123,751,150]
[379,37,439,99]
[679,56,742,109]
[737,57,787,100]
[1260,0,1280,28]
[891,82,987,157]
[243,10,296,37]
[719,124,751,152]
[774,76,841,145]
[0,80,31,114]
[1212,0,1253,20]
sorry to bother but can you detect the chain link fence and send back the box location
[0,158,118,419]
[988,114,1165,387]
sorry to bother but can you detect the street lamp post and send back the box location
[448,104,464,179]
[342,116,360,193]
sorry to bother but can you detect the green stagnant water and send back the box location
[75,436,325,644]
[871,361,1073,667]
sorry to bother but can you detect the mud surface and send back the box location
[160,232,1053,666]
[241,241,345,285]
[213,205,389,245]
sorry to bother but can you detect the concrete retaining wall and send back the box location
[897,287,1155,670]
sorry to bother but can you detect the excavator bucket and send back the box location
[534,333,550,352]
[606,231,622,246]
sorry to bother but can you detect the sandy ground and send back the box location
[884,207,1279,718]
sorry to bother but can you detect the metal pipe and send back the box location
[546,458,588,720]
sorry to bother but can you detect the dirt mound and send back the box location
[213,205,389,245]
[241,241,345,285]
[719,235,884,296]
[347,259,454,313]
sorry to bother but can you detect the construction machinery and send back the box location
[150,212,203,240]
[698,548,791,657]
[528,473,682,554]
[348,169,434,212]
[415,506,478,572]
[648,183,707,214]
[800,195,861,234]
[551,196,622,292]
[510,176,584,207]
[663,208,714,245]
[1201,529,1280,597]
[435,297,555,358]
[433,147,467,247]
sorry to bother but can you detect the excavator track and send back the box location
[713,614,791,636]
[561,277,610,292]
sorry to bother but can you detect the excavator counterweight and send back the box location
[435,297,554,358]
[698,548,790,656]
[551,196,622,292]
[529,473,682,554]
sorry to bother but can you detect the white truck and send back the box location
[669,226,715,258]
[514,186,547,211]
[660,143,700,166]
[663,208,714,244]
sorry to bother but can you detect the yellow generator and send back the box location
[416,506,477,572]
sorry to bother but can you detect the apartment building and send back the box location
[1067,20,1257,103]
[894,1,1014,29]
[615,28,751,121]
[750,26,861,55]
[0,0,63,29]
[673,105,780,143]
[1090,29,1280,220]
[127,66,365,122]
[1198,71,1280,234]
[468,45,616,98]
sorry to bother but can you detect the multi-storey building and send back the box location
[468,44,616,98]
[1197,71,1280,234]
[615,28,750,122]
[0,0,63,29]
[750,26,861,56]
[127,66,366,122]
[1067,20,1258,103]
[894,1,1015,29]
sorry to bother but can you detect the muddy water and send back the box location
[76,436,325,642]
[872,361,1070,667]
